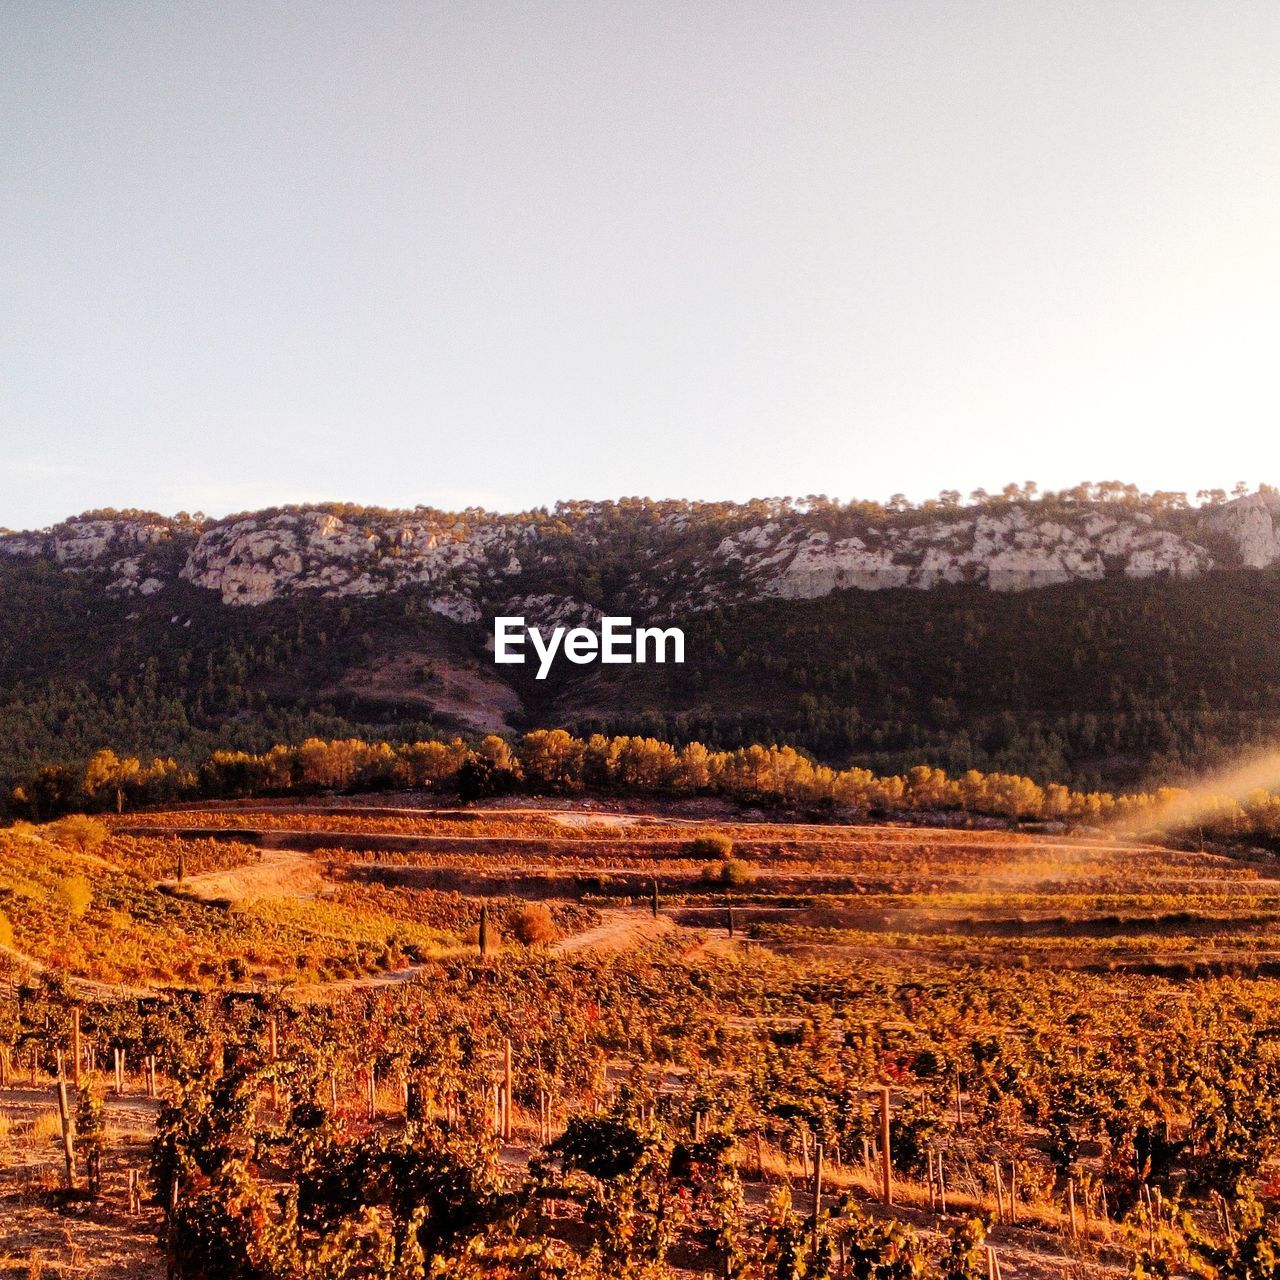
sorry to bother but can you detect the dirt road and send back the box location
[552,908,677,955]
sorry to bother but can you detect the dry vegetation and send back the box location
[0,818,598,989]
[5,799,1280,1277]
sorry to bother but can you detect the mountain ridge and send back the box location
[1,486,1279,796]
[3,486,1278,623]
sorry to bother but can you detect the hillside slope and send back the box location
[1,491,1280,791]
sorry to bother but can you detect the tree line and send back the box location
[7,730,1280,844]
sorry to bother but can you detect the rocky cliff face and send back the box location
[177,509,524,616]
[715,507,1217,597]
[2,493,1277,618]
[0,517,175,595]
[1202,491,1280,569]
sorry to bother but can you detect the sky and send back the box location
[2,2,1278,530]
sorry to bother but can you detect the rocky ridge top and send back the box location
[2,493,1277,623]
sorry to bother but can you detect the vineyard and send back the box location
[4,799,1280,1277]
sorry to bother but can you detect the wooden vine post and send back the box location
[56,1078,77,1189]
[811,1141,824,1259]
[269,1016,279,1110]
[114,1047,124,1096]
[72,1008,82,1086]
[503,1038,514,1141]
[651,878,660,918]
[880,1086,893,1205]
[479,905,490,958]
[366,1062,377,1121]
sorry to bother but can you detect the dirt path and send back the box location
[291,906,682,995]
[0,940,155,1002]
[162,847,324,903]
[0,1086,164,1279]
[0,1085,162,1129]
[1,863,682,1004]
[552,908,677,955]
[288,960,438,1001]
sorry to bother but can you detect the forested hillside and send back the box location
[2,549,1278,793]
[545,571,1280,790]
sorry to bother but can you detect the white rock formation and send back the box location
[1203,492,1280,568]
[178,510,526,605]
[715,506,1213,598]
[0,518,174,567]
[1,492,1275,615]
[426,595,482,624]
[498,594,599,630]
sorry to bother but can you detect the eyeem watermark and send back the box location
[493,616,685,680]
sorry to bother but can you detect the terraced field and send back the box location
[4,799,1280,1278]
[107,803,1280,977]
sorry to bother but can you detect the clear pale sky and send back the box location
[2,2,1278,530]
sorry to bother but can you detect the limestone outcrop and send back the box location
[177,510,524,608]
[1,492,1275,615]
[1202,491,1280,569]
[0,517,174,566]
[714,507,1215,597]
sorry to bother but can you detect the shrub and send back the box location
[48,814,108,854]
[0,910,11,948]
[554,1114,649,1180]
[702,858,755,888]
[939,1218,989,1280]
[76,1084,106,1196]
[56,875,93,919]
[509,903,558,947]
[688,833,734,860]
